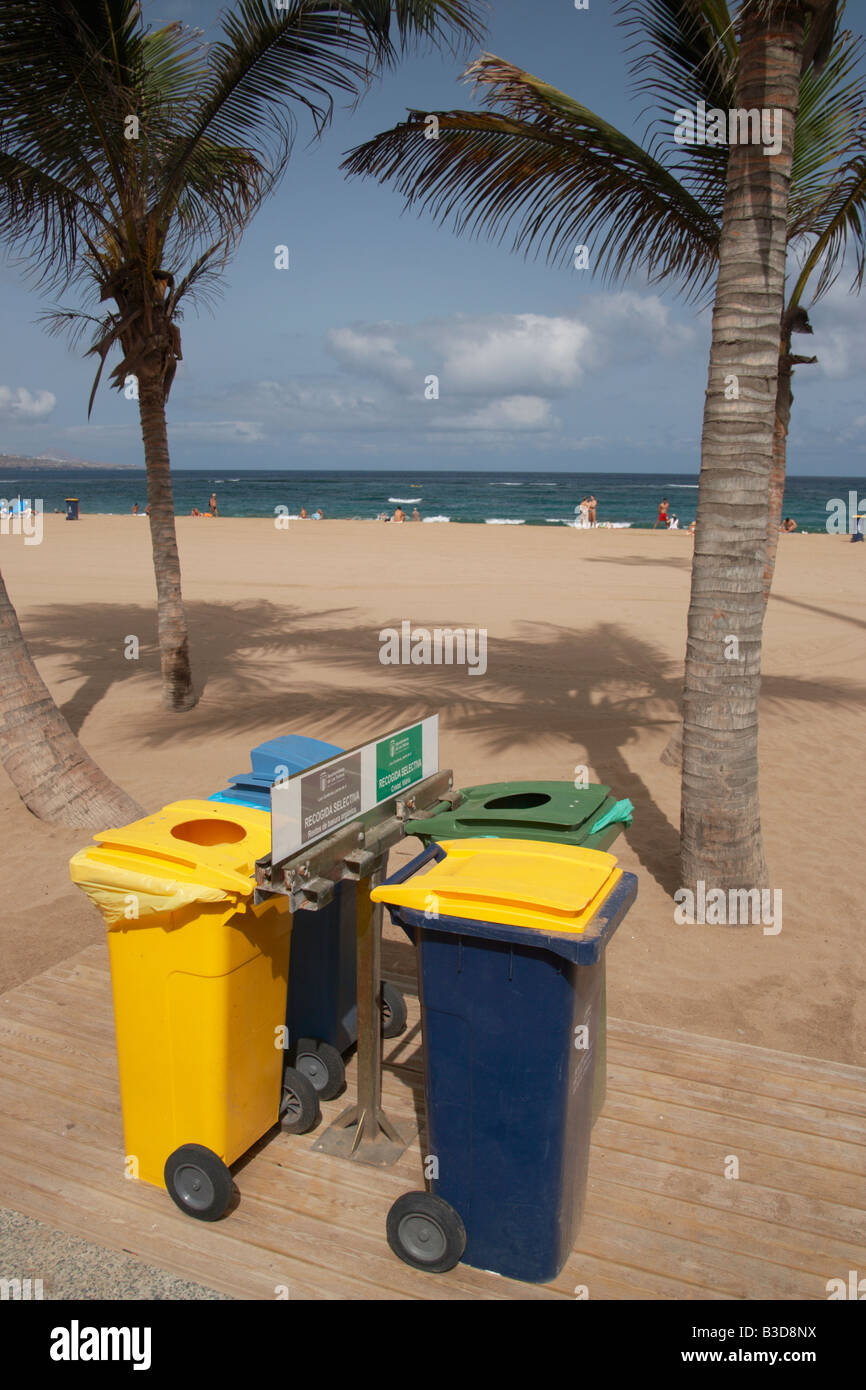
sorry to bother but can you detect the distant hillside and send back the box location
[0,453,138,471]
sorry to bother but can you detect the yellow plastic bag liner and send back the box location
[69,798,274,926]
[371,837,622,935]
[69,856,230,926]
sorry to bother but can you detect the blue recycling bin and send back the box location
[209,734,406,1099]
[65,497,80,521]
[371,839,638,1283]
[210,734,343,810]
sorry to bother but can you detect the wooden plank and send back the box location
[592,1115,866,1220]
[590,1145,866,1247]
[599,1090,866,1181]
[605,1060,865,1144]
[609,1036,866,1118]
[588,1174,866,1276]
[1,944,864,1302]
[609,1016,866,1088]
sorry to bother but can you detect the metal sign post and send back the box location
[255,717,461,1167]
[313,861,405,1164]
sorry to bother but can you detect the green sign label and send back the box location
[376,724,423,801]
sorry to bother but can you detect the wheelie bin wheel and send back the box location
[164,1144,234,1222]
[280,1065,321,1134]
[386,1192,466,1273]
[293,1038,346,1101]
[380,980,408,1038]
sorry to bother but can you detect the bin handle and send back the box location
[383,842,446,886]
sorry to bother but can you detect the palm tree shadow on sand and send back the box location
[23,601,866,897]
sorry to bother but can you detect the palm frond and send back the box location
[154,0,486,231]
[343,56,720,298]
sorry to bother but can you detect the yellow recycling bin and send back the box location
[70,799,319,1221]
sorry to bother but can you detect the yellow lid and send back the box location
[372,838,621,934]
[76,798,272,897]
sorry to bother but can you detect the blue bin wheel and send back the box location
[381,981,408,1039]
[386,1192,466,1274]
[293,1038,346,1101]
[280,1065,321,1134]
[164,1144,234,1222]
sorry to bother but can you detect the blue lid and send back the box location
[208,786,272,810]
[249,734,343,781]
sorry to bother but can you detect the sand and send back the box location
[1,514,864,1065]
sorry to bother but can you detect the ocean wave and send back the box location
[492,481,524,486]
[422,514,450,522]
[669,484,698,488]
[388,496,421,503]
[485,517,526,524]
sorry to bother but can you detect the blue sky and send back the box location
[1,0,865,475]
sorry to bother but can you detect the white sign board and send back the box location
[271,715,438,864]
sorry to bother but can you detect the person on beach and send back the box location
[299,506,308,519]
[131,503,139,515]
[668,513,679,530]
[412,507,421,521]
[688,519,696,534]
[209,493,218,515]
[588,495,597,527]
[851,515,864,542]
[780,517,798,532]
[191,507,201,516]
[653,498,669,529]
[393,506,406,523]
[312,508,323,520]
[577,497,590,528]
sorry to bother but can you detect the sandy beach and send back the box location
[1,515,864,1064]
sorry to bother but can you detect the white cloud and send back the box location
[800,275,866,379]
[327,326,415,388]
[440,314,592,394]
[64,418,265,445]
[432,394,556,431]
[179,294,702,455]
[0,386,56,421]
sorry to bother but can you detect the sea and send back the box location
[0,468,861,532]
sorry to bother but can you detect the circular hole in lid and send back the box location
[482,792,551,811]
[170,818,246,846]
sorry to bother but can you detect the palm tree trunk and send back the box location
[762,337,793,608]
[137,375,197,711]
[680,1,805,894]
[661,332,791,770]
[0,569,144,828]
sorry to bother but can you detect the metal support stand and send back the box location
[313,863,408,1165]
[254,769,458,1169]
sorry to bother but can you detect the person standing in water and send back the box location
[209,492,218,516]
[412,507,421,522]
[588,494,597,527]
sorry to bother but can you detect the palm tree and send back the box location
[342,0,865,595]
[0,0,485,712]
[680,0,840,891]
[342,0,864,785]
[0,570,144,827]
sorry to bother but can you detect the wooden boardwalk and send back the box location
[1,938,864,1301]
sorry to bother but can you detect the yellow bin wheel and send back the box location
[164,1145,234,1222]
